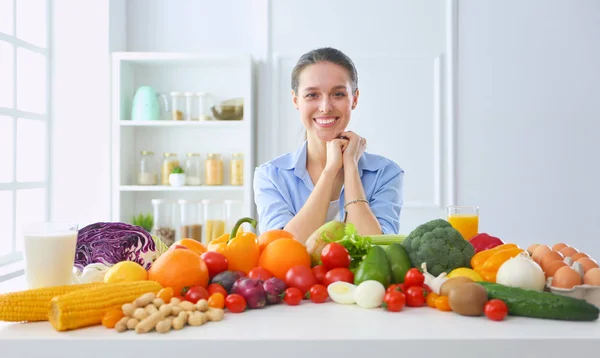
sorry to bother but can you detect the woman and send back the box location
[253,47,404,243]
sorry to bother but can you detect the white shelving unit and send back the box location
[110,52,256,239]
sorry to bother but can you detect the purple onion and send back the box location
[231,277,267,309]
[263,277,287,304]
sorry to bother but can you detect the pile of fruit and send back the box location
[1,216,599,335]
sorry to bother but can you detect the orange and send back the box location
[258,238,310,280]
[148,249,209,296]
[258,229,295,255]
[176,238,207,255]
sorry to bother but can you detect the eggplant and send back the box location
[211,270,245,293]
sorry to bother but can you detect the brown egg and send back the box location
[583,268,600,286]
[527,244,540,256]
[559,246,579,258]
[532,245,552,264]
[552,243,568,252]
[544,260,567,277]
[540,250,564,272]
[552,266,583,289]
[570,252,589,261]
[576,257,599,273]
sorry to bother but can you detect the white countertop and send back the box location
[1,275,599,358]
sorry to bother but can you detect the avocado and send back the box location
[354,246,392,287]
[386,243,413,283]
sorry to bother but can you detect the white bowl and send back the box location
[169,173,186,187]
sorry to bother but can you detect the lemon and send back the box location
[104,261,148,283]
[447,267,483,282]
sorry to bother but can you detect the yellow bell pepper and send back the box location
[207,217,259,275]
[479,247,524,273]
[470,243,519,270]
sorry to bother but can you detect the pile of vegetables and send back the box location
[74,222,168,272]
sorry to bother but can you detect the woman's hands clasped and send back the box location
[324,131,366,173]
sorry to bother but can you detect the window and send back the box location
[0,0,50,266]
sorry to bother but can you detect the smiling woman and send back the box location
[253,47,405,244]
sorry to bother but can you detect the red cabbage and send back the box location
[74,222,163,271]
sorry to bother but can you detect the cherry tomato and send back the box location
[207,283,228,297]
[200,251,229,279]
[321,242,351,270]
[484,299,508,321]
[312,265,328,284]
[248,267,274,281]
[208,293,225,309]
[102,308,124,328]
[405,286,426,307]
[308,284,328,304]
[284,287,303,306]
[386,284,403,294]
[383,290,406,312]
[323,267,354,287]
[426,292,440,308]
[183,285,209,304]
[404,268,425,288]
[225,293,247,313]
[434,296,451,311]
[156,287,174,303]
[285,265,318,295]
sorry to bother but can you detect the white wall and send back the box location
[49,0,600,257]
[458,0,600,255]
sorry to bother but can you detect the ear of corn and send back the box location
[49,280,162,332]
[0,283,102,323]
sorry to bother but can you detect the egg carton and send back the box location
[546,259,600,308]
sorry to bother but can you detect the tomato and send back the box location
[434,296,451,311]
[283,287,303,306]
[208,293,225,309]
[102,308,124,328]
[156,287,174,303]
[200,251,229,279]
[405,286,426,307]
[386,284,402,294]
[225,293,247,313]
[285,265,318,295]
[248,267,274,281]
[308,284,328,304]
[312,265,328,284]
[323,267,354,287]
[183,285,209,304]
[320,242,351,270]
[207,283,228,297]
[426,292,440,308]
[484,299,508,321]
[383,290,406,312]
[404,268,425,288]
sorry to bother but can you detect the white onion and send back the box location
[496,252,546,291]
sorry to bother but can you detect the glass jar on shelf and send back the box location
[224,199,244,234]
[178,199,203,243]
[184,92,196,121]
[151,199,176,247]
[137,150,157,185]
[230,153,244,186]
[205,153,223,185]
[202,199,225,244]
[197,92,213,121]
[161,152,180,185]
[170,91,184,121]
[184,153,202,185]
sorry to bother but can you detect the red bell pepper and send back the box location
[469,233,504,254]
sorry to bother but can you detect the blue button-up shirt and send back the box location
[253,141,404,235]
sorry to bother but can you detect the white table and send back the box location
[1,275,599,358]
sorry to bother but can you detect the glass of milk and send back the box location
[23,222,79,289]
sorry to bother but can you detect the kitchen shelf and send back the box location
[119,185,245,192]
[119,120,244,128]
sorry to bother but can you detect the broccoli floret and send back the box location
[402,219,475,276]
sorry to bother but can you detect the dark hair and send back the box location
[291,47,358,95]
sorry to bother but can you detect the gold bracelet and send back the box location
[344,199,369,209]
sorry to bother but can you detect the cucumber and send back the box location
[477,282,599,321]
[386,243,412,284]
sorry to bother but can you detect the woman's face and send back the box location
[293,62,359,142]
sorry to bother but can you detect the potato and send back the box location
[440,276,474,296]
[448,282,488,316]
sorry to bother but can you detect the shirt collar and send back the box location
[271,140,387,182]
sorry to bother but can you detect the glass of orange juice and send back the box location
[447,206,479,240]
